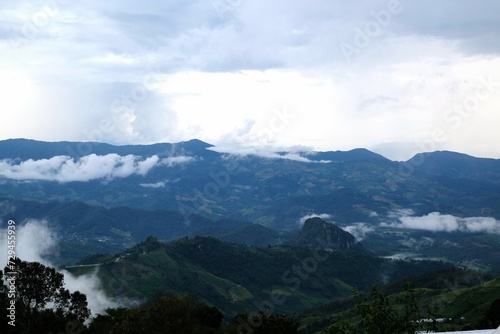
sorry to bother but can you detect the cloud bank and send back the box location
[383,211,500,234]
[0,154,194,182]
[211,145,331,163]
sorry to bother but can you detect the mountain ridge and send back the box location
[3,137,499,162]
[1,138,500,272]
[68,227,453,316]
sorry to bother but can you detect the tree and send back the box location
[86,307,129,334]
[2,258,90,333]
[479,297,500,329]
[108,294,223,334]
[254,312,302,334]
[353,284,420,334]
[57,290,92,323]
[354,286,399,334]
[396,283,420,333]
[223,312,302,334]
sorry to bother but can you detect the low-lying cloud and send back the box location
[161,155,196,166]
[343,223,375,241]
[0,219,129,316]
[299,213,332,225]
[383,211,500,234]
[210,145,330,163]
[140,181,167,188]
[0,154,195,182]
[0,219,57,265]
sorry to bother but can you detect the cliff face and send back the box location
[289,217,357,250]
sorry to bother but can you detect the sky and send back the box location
[1,0,500,161]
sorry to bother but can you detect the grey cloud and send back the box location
[396,0,500,53]
[2,0,500,157]
[5,0,500,77]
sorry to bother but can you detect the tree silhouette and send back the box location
[480,297,500,329]
[2,258,90,333]
[109,294,223,334]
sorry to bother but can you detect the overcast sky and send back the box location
[1,0,500,160]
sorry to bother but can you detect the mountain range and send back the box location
[0,138,499,269]
[1,138,500,332]
[66,220,452,316]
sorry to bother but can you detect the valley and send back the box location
[0,139,499,332]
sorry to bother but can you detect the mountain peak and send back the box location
[179,138,213,147]
[289,217,358,250]
[406,150,500,183]
[176,139,214,152]
[307,148,391,163]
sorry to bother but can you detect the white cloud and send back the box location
[140,181,166,188]
[384,211,500,234]
[210,144,330,163]
[161,155,196,167]
[61,268,127,317]
[343,223,375,241]
[399,212,460,232]
[0,220,126,316]
[0,219,57,265]
[299,213,332,225]
[0,154,162,182]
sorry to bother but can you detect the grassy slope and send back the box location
[299,270,500,333]
[67,236,452,317]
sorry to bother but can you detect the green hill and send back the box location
[299,268,500,333]
[67,231,453,316]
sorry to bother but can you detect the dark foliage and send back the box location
[1,259,90,334]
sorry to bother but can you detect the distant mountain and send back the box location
[407,150,500,185]
[201,222,290,246]
[1,138,498,227]
[305,148,392,163]
[1,138,500,269]
[0,138,215,160]
[0,197,250,264]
